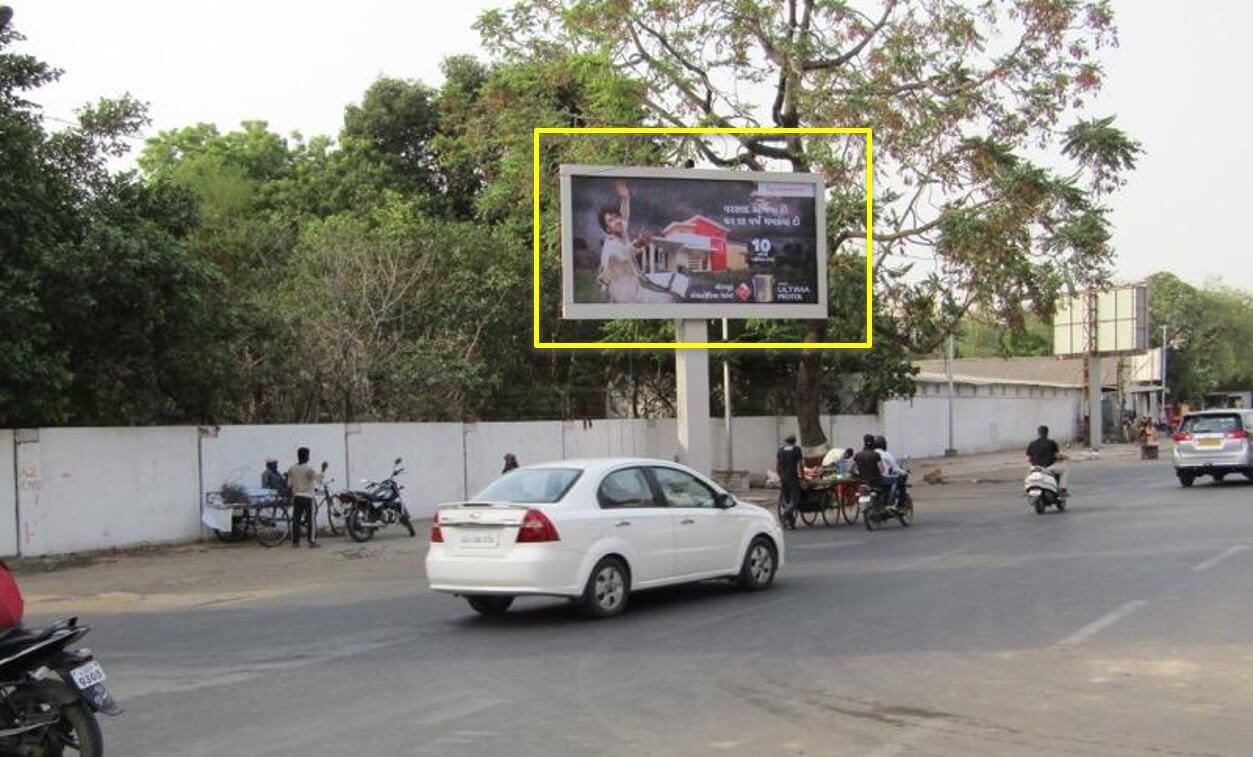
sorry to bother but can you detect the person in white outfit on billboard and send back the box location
[597,181,677,304]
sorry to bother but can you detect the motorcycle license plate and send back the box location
[70,661,107,690]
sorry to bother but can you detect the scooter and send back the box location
[1024,466,1067,514]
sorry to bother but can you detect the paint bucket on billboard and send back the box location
[753,274,775,302]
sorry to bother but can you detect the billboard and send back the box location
[560,165,828,320]
[1052,285,1149,356]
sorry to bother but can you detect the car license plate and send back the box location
[70,661,107,690]
[1198,438,1222,448]
[458,531,500,548]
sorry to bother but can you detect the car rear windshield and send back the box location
[473,469,582,504]
[1181,414,1243,434]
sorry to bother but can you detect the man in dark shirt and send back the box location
[853,434,886,492]
[1026,425,1068,493]
[776,434,804,529]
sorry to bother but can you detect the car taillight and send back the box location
[430,512,443,543]
[1172,432,1192,442]
[516,509,560,543]
[1227,429,1249,439]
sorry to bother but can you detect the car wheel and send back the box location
[466,596,514,616]
[738,537,778,591]
[1178,473,1194,488]
[580,557,630,619]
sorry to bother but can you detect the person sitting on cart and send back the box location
[261,457,287,494]
[853,434,887,502]
[835,447,854,477]
[875,436,903,508]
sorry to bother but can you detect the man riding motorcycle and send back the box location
[853,434,889,506]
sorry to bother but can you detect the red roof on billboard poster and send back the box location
[662,215,729,236]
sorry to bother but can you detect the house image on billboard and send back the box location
[640,216,750,276]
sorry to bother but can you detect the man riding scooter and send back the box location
[1026,425,1068,496]
[874,435,904,508]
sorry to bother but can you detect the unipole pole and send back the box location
[675,319,713,474]
[722,319,733,473]
[945,332,956,456]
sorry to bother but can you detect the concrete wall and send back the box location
[883,383,1080,459]
[0,430,15,557]
[0,388,1078,556]
[16,427,201,557]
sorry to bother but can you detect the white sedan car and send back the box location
[426,458,784,618]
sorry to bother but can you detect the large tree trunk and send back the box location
[795,318,828,456]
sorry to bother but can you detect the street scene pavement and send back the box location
[15,445,1253,757]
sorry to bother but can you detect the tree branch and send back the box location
[802,0,897,71]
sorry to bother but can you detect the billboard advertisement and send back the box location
[560,165,828,320]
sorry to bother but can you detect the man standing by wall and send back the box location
[287,447,321,549]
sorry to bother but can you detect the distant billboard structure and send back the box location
[1052,285,1149,356]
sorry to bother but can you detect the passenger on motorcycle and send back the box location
[1026,425,1068,495]
[853,434,888,504]
[874,435,903,507]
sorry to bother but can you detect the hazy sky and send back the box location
[10,1,1252,291]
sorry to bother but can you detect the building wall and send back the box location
[0,430,16,557]
[15,427,201,556]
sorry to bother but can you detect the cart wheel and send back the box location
[821,505,837,527]
[840,489,859,525]
[800,510,819,527]
[324,498,345,537]
[255,504,290,548]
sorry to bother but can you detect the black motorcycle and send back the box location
[0,617,122,757]
[339,457,417,542]
[860,470,914,531]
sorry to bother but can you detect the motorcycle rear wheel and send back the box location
[346,505,376,543]
[1033,500,1046,515]
[1,691,103,757]
[896,495,914,526]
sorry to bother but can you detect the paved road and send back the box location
[29,456,1253,756]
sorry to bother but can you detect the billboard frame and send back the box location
[532,126,875,350]
[560,164,829,321]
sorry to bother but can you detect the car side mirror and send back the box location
[716,493,736,509]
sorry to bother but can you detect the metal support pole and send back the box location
[722,319,733,472]
[945,333,957,457]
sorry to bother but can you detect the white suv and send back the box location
[1172,409,1253,486]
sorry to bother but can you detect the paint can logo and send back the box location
[752,274,775,302]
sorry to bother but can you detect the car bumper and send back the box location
[1173,452,1251,472]
[425,544,584,597]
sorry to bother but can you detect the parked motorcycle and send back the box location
[1024,466,1067,514]
[0,617,122,757]
[338,457,417,542]
[861,470,914,531]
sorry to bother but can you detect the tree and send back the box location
[479,0,1140,450]
[1149,273,1253,402]
[1,14,231,426]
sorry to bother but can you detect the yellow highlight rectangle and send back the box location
[532,127,873,350]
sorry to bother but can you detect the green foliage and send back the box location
[1149,273,1253,402]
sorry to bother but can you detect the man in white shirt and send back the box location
[875,436,903,507]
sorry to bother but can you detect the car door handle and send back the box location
[615,520,631,527]
[679,518,696,525]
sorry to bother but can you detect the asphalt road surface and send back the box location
[27,456,1253,756]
